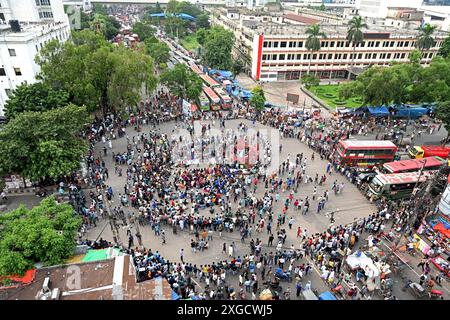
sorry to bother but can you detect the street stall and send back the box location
[319,291,338,300]
[346,251,382,292]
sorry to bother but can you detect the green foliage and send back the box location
[165,16,189,38]
[160,64,203,101]
[145,40,170,65]
[232,60,244,78]
[4,82,69,121]
[438,36,450,58]
[0,105,90,182]
[300,74,320,89]
[319,4,325,11]
[250,86,266,111]
[167,0,202,17]
[202,26,234,70]
[89,14,120,40]
[346,16,367,45]
[196,14,210,29]
[305,24,327,52]
[416,23,436,51]
[36,30,157,114]
[132,22,155,42]
[0,197,82,276]
[196,28,209,45]
[436,101,450,134]
[409,49,423,64]
[92,4,108,15]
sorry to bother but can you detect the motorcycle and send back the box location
[275,267,292,282]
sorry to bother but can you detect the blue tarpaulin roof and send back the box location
[319,291,337,300]
[149,13,196,21]
[367,106,389,116]
[172,290,180,300]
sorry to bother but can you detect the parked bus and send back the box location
[214,87,233,110]
[379,156,445,174]
[335,140,398,169]
[408,145,450,159]
[199,74,220,88]
[189,63,203,75]
[367,171,436,200]
[203,86,221,111]
[198,91,210,111]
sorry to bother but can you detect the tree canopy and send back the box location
[4,82,69,121]
[0,105,90,182]
[160,63,203,101]
[438,36,450,58]
[201,26,234,70]
[89,13,121,40]
[250,86,266,111]
[0,196,82,276]
[145,39,171,65]
[416,23,436,52]
[36,30,157,114]
[132,21,155,42]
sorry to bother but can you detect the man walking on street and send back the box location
[180,248,184,263]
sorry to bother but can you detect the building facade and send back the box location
[211,7,446,82]
[0,0,71,115]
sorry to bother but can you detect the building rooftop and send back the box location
[283,13,320,24]
[0,255,173,300]
[0,21,67,43]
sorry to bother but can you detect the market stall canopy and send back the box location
[319,291,337,300]
[367,106,389,117]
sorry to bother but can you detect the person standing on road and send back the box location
[296,280,302,297]
[180,248,184,263]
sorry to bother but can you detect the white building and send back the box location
[355,0,423,18]
[0,0,71,116]
[421,5,450,31]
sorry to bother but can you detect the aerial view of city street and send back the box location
[0,0,450,308]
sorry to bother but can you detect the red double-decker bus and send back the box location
[199,74,220,88]
[335,140,397,169]
[203,86,221,111]
[189,63,203,75]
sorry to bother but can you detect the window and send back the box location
[36,0,51,5]
[328,54,332,59]
[383,41,389,47]
[296,54,301,60]
[280,41,287,48]
[358,53,362,59]
[273,42,279,48]
[373,53,377,59]
[0,68,6,76]
[263,41,268,48]
[330,41,335,47]
[390,41,395,47]
[14,67,22,76]
[386,53,391,59]
[319,54,325,60]
[272,54,278,60]
[298,41,303,47]
[404,41,409,47]
[343,53,347,59]
[279,54,285,60]
[8,48,16,56]
[401,53,405,59]
[288,41,296,48]
[262,54,267,60]
[312,54,317,60]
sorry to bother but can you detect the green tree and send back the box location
[165,16,188,38]
[196,14,210,29]
[305,24,327,74]
[438,36,450,58]
[416,23,436,53]
[92,3,108,15]
[250,86,266,111]
[36,30,157,114]
[436,101,450,136]
[319,4,326,11]
[160,63,203,101]
[132,21,155,42]
[300,74,320,89]
[90,14,120,40]
[145,41,170,65]
[196,28,209,45]
[0,105,90,182]
[202,26,234,70]
[4,82,69,121]
[346,16,367,79]
[175,1,202,17]
[0,196,82,276]
[166,0,179,14]
[409,49,423,64]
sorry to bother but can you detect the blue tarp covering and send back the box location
[319,291,337,300]
[149,13,196,21]
[367,106,389,117]
[391,104,429,119]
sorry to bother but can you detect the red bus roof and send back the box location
[340,140,397,149]
[376,170,435,185]
[383,156,444,173]
[203,87,220,103]
[214,87,232,102]
[421,145,450,152]
[199,74,220,87]
[189,63,203,75]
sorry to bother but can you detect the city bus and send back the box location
[367,170,435,200]
[198,91,210,111]
[379,156,445,174]
[203,86,221,111]
[335,140,398,169]
[189,63,203,75]
[199,74,220,88]
[214,87,233,110]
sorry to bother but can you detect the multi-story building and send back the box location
[0,0,71,115]
[355,0,423,18]
[211,7,446,82]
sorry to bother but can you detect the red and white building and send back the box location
[211,7,447,82]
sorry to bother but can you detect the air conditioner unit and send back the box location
[42,277,50,292]
[51,288,60,300]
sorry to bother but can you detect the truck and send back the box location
[408,145,450,159]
